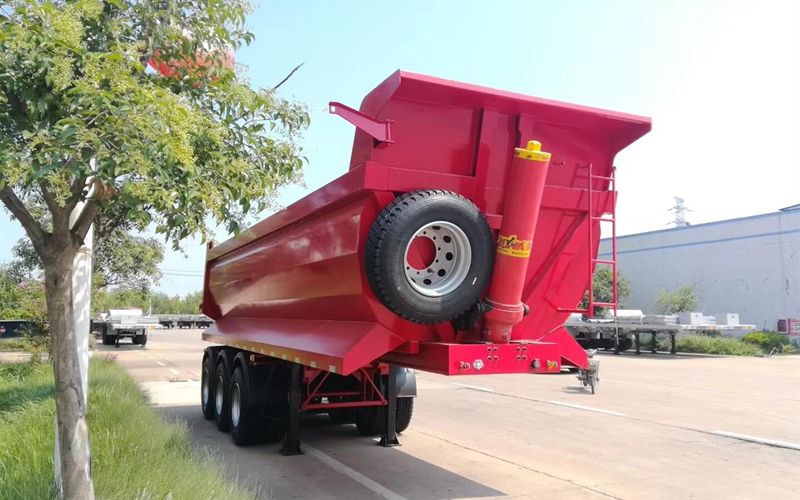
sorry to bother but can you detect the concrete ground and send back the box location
[99,329,800,500]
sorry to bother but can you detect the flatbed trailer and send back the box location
[565,317,757,354]
[157,314,214,329]
[93,309,159,347]
[198,71,651,453]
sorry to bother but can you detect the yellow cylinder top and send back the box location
[514,140,552,162]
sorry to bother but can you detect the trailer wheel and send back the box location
[354,400,414,435]
[201,355,216,420]
[101,327,115,346]
[132,336,141,345]
[354,406,385,436]
[366,190,494,324]
[261,408,287,444]
[395,398,414,433]
[140,332,148,347]
[328,408,353,424]
[230,367,260,446]
[214,363,231,432]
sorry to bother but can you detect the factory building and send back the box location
[599,204,800,331]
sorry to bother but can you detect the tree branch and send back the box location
[0,185,48,251]
[272,63,304,91]
[39,178,72,232]
[70,200,101,244]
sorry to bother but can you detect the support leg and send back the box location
[651,332,657,354]
[115,334,120,348]
[634,333,641,355]
[613,329,620,355]
[280,363,303,456]
[379,365,400,447]
[671,334,677,355]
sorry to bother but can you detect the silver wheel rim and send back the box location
[403,221,471,297]
[231,383,241,427]
[215,375,224,415]
[202,369,209,407]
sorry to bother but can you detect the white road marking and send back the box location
[303,443,408,500]
[169,368,180,375]
[713,431,800,451]
[452,383,494,393]
[547,400,626,417]
[156,361,166,367]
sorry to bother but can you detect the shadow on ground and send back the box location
[160,404,505,500]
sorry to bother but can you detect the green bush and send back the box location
[657,335,762,356]
[742,332,790,352]
[0,359,254,500]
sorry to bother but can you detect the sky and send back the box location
[1,0,798,296]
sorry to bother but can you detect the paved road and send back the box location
[99,329,800,500]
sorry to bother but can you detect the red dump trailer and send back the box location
[199,71,651,452]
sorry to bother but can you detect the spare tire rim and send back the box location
[404,221,472,297]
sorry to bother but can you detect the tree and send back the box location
[579,267,633,317]
[10,190,166,292]
[654,285,698,314]
[0,2,309,497]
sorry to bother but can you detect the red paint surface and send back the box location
[202,71,651,375]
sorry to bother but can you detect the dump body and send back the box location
[201,71,651,376]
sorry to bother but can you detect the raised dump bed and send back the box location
[199,71,651,451]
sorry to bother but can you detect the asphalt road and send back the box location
[99,329,800,500]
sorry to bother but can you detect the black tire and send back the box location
[328,408,354,424]
[617,338,633,352]
[214,363,231,432]
[355,406,385,436]
[395,398,414,433]
[365,190,494,324]
[261,408,287,444]
[132,336,141,345]
[101,327,116,346]
[354,400,414,435]
[140,332,148,347]
[201,355,216,420]
[230,367,259,446]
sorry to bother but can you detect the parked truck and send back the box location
[198,71,651,452]
[94,308,159,347]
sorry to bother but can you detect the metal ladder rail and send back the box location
[558,164,619,320]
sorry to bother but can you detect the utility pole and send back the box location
[668,196,691,227]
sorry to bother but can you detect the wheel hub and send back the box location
[202,372,209,406]
[404,221,472,297]
[231,383,241,427]
[215,374,224,415]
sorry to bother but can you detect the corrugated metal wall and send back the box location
[599,208,800,330]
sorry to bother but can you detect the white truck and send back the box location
[95,308,159,347]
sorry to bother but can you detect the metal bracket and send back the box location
[329,102,394,148]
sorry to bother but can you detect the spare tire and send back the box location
[365,190,493,324]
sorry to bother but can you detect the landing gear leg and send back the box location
[379,365,400,447]
[280,363,303,456]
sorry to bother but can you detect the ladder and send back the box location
[562,163,618,319]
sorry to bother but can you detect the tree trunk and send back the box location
[45,258,95,500]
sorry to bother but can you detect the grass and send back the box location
[642,335,764,356]
[0,337,34,352]
[0,358,255,500]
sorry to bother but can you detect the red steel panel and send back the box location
[202,71,651,375]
